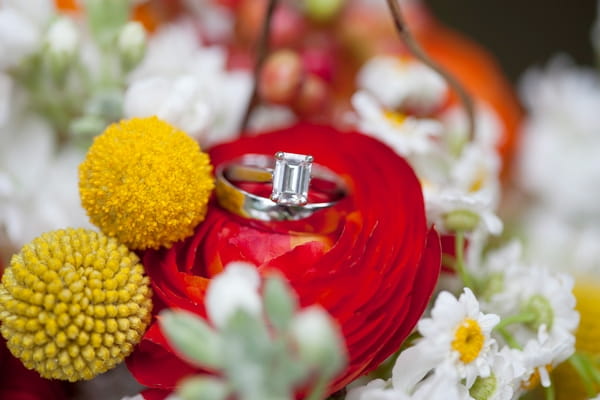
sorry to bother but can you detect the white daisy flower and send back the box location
[356,55,448,113]
[393,288,500,389]
[124,22,252,148]
[485,261,579,344]
[467,346,526,400]
[351,91,444,156]
[517,327,575,390]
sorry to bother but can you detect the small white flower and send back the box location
[352,91,443,156]
[357,55,448,113]
[394,288,500,389]
[205,262,262,329]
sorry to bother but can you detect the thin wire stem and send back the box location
[239,0,279,135]
[385,0,476,143]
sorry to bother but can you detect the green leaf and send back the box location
[159,310,223,369]
[263,275,298,332]
[178,376,230,400]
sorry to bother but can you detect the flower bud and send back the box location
[118,21,147,71]
[45,17,78,78]
[305,0,345,23]
[259,50,304,105]
[289,306,346,376]
[443,209,481,232]
[178,376,230,400]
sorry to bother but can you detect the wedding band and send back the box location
[215,152,347,221]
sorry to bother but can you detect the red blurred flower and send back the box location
[127,123,441,398]
[0,337,67,400]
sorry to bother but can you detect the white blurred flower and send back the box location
[520,209,600,275]
[0,115,92,248]
[352,91,443,156]
[357,55,448,113]
[0,0,55,68]
[124,22,252,147]
[347,365,466,400]
[518,56,600,220]
[0,72,13,127]
[205,262,262,329]
[394,288,500,389]
[517,327,575,389]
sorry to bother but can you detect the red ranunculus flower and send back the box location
[127,123,441,399]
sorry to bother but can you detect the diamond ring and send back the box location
[215,152,347,221]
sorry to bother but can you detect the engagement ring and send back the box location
[215,152,347,221]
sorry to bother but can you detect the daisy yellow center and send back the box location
[79,116,214,250]
[452,318,485,364]
[0,228,153,381]
[469,169,487,193]
[383,110,406,127]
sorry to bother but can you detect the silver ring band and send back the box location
[215,153,346,221]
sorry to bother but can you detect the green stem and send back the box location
[494,312,537,331]
[441,254,456,270]
[569,352,598,397]
[496,326,522,350]
[454,231,475,289]
[544,379,555,400]
[305,375,329,400]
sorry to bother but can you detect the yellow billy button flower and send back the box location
[79,116,214,250]
[0,228,153,381]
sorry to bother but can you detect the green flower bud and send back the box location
[289,306,346,376]
[118,21,146,71]
[443,209,481,232]
[522,294,554,331]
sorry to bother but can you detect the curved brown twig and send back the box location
[240,0,279,135]
[386,0,476,142]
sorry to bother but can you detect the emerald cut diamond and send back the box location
[271,152,313,206]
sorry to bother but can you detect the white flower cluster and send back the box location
[352,55,503,235]
[348,241,579,400]
[517,56,600,275]
[124,22,253,148]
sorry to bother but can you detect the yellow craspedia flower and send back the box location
[79,116,214,250]
[0,228,153,381]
